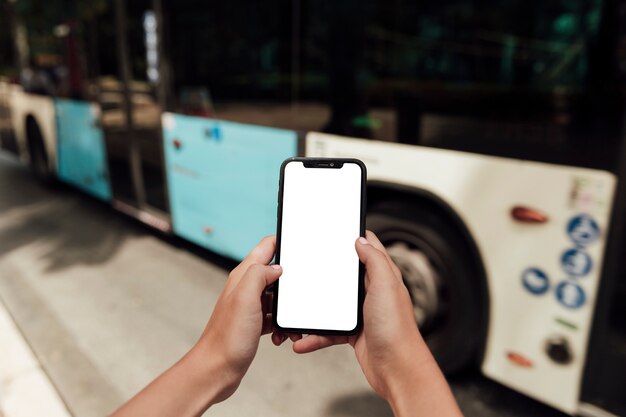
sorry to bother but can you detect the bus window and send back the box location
[310,0,617,168]
[162,0,329,132]
[162,0,619,170]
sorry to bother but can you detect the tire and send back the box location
[367,199,485,374]
[26,117,53,183]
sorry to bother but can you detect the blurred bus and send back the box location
[0,0,624,415]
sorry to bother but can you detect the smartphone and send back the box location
[273,157,366,335]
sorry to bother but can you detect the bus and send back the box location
[0,0,624,415]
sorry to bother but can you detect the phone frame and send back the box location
[272,157,367,336]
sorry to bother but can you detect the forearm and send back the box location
[110,347,233,417]
[386,344,463,417]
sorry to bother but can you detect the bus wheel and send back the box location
[367,200,485,374]
[26,117,53,183]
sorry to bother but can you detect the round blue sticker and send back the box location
[561,248,593,277]
[567,214,600,247]
[555,281,586,309]
[522,268,550,295]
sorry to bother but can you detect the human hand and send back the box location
[288,230,422,397]
[111,236,298,417]
[191,235,284,402]
[289,231,462,416]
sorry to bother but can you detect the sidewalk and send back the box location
[0,301,71,417]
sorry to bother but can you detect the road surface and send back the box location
[0,152,565,417]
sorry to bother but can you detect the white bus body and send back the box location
[307,132,616,415]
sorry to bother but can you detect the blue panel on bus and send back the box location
[55,99,111,201]
[162,113,297,261]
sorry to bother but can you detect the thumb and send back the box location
[355,237,393,285]
[237,264,282,300]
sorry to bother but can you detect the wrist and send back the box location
[380,335,436,397]
[184,342,241,407]
[385,361,427,416]
[382,340,461,417]
[383,346,428,396]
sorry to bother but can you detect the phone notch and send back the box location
[303,160,344,169]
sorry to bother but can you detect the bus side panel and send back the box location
[55,99,112,201]
[162,113,297,260]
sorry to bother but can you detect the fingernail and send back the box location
[358,237,369,245]
[271,264,282,270]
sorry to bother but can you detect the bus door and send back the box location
[98,0,169,230]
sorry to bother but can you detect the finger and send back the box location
[226,236,277,292]
[261,291,273,316]
[292,334,349,354]
[355,237,396,287]
[262,314,273,335]
[235,264,282,303]
[268,327,301,342]
[244,235,277,264]
[261,291,275,335]
[272,331,287,346]
[365,230,403,281]
[364,230,386,252]
[288,333,302,342]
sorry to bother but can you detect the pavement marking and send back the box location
[0,301,71,417]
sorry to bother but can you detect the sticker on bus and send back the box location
[560,248,593,277]
[555,281,586,309]
[567,214,600,247]
[521,268,550,295]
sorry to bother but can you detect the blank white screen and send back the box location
[276,161,362,331]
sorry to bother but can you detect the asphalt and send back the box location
[0,152,567,417]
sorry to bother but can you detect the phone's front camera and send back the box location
[330,163,335,167]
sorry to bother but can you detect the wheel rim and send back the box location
[379,231,448,333]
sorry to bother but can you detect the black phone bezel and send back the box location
[272,157,367,336]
